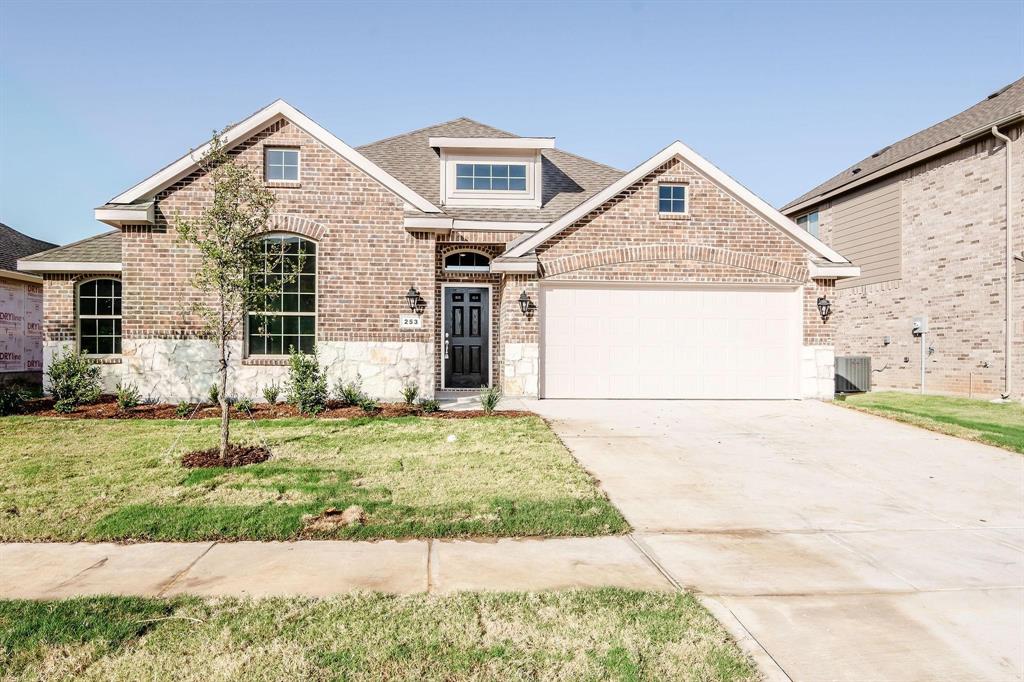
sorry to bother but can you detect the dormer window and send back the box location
[455,164,527,191]
[430,136,554,210]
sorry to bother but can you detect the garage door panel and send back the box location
[542,285,800,399]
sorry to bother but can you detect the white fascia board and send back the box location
[0,268,43,284]
[404,216,453,234]
[428,137,556,150]
[109,100,442,214]
[503,141,850,264]
[809,261,861,279]
[17,260,122,273]
[452,220,546,232]
[490,259,538,273]
[94,203,155,226]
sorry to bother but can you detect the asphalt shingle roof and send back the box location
[783,76,1024,212]
[358,117,624,222]
[20,230,122,264]
[0,223,57,272]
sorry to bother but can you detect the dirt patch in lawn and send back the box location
[181,444,272,468]
[21,395,533,420]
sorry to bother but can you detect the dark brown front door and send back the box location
[444,287,489,388]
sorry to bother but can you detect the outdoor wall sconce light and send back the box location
[518,290,536,317]
[816,296,832,322]
[405,286,423,313]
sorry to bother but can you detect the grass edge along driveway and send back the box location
[0,415,628,542]
[0,590,758,681]
[838,391,1024,454]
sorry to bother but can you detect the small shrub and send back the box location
[175,401,191,418]
[47,348,101,413]
[235,396,255,413]
[479,385,502,415]
[0,384,27,416]
[334,375,365,406]
[261,382,281,405]
[357,395,379,414]
[114,382,141,412]
[417,398,440,414]
[286,347,328,415]
[401,383,420,405]
[207,383,220,405]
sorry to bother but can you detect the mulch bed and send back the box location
[19,395,534,420]
[181,444,272,468]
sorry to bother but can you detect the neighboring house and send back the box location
[18,100,857,402]
[0,223,55,386]
[783,77,1024,400]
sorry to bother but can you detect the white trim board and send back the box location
[104,99,442,214]
[428,137,555,150]
[502,140,850,264]
[17,261,122,273]
[440,283,493,390]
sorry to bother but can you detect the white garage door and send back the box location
[541,285,801,399]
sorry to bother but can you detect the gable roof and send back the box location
[503,141,850,264]
[18,230,122,272]
[358,117,624,223]
[783,76,1024,213]
[104,100,441,214]
[0,223,56,272]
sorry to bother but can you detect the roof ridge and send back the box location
[23,229,120,261]
[357,116,519,149]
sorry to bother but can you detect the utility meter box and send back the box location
[912,316,928,336]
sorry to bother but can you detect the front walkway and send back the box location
[524,398,1024,682]
[0,536,671,599]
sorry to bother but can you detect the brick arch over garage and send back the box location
[540,244,808,282]
[266,214,326,241]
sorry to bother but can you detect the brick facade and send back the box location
[802,127,1024,399]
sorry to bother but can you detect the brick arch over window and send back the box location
[540,244,807,282]
[265,214,326,241]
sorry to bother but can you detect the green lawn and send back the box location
[0,590,756,681]
[0,416,627,542]
[840,391,1024,454]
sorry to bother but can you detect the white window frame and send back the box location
[658,183,688,215]
[439,149,542,209]
[76,276,122,357]
[264,147,300,183]
[245,233,318,357]
[443,249,492,273]
[796,211,820,239]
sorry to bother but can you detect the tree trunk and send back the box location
[219,334,230,462]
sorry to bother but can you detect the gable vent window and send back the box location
[265,148,300,182]
[444,251,491,272]
[658,184,687,214]
[455,164,527,191]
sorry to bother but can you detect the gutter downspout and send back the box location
[992,126,1014,400]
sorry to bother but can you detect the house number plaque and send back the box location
[399,314,422,331]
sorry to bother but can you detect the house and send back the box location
[18,100,858,402]
[0,223,55,386]
[782,77,1024,400]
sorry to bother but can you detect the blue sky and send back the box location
[1,0,1021,245]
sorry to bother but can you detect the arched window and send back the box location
[78,278,122,355]
[247,235,317,355]
[444,251,491,272]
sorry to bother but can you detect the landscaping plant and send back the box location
[261,381,280,405]
[0,384,28,416]
[417,398,440,414]
[401,382,419,405]
[357,395,380,414]
[479,385,502,415]
[174,131,280,462]
[46,347,101,413]
[174,401,191,418]
[235,396,255,413]
[334,376,365,406]
[286,347,328,415]
[206,383,220,406]
[114,382,141,412]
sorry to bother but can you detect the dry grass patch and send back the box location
[0,591,758,681]
[0,415,626,541]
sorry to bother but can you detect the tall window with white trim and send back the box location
[78,278,122,355]
[247,236,316,355]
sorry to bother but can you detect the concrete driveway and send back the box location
[526,399,1024,682]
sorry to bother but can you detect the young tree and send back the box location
[175,132,277,461]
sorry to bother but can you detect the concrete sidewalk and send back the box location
[0,535,673,599]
